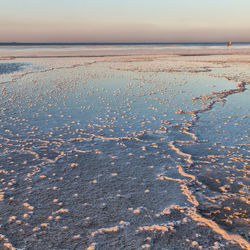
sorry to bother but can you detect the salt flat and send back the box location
[0,45,249,249]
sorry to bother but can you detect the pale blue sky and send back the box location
[0,0,250,42]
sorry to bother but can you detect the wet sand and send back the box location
[0,46,249,249]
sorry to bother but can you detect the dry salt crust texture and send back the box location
[0,46,249,249]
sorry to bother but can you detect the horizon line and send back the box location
[1,41,250,46]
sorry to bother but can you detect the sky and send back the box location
[0,0,250,43]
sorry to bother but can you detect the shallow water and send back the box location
[0,59,249,249]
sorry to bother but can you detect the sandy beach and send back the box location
[0,45,249,249]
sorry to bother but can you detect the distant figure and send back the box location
[226,41,232,47]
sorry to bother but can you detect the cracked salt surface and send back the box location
[0,56,249,249]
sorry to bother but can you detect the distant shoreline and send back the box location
[1,42,250,47]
